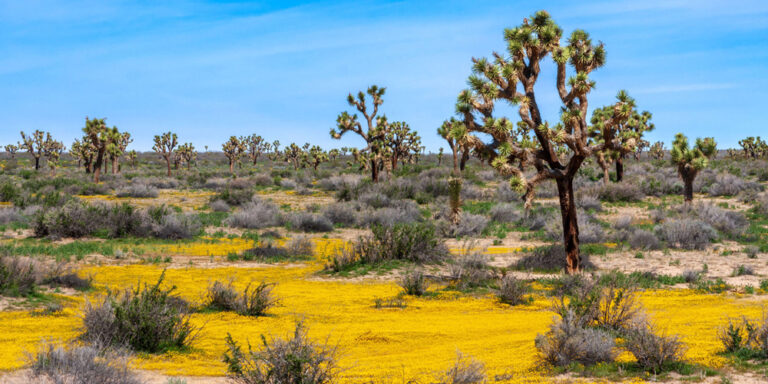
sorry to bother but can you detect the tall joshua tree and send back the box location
[331,85,389,182]
[19,130,47,171]
[222,136,245,176]
[304,145,328,171]
[283,143,305,170]
[175,143,197,170]
[671,133,716,203]
[42,135,65,176]
[452,11,638,274]
[589,91,653,184]
[384,121,421,171]
[438,118,473,174]
[153,132,178,177]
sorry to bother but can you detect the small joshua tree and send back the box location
[671,133,716,203]
[3,144,18,159]
[107,129,132,174]
[19,130,47,171]
[437,147,444,166]
[42,134,65,176]
[331,85,390,182]
[452,11,638,273]
[82,117,119,182]
[222,136,245,176]
[438,118,473,174]
[328,148,340,162]
[589,92,653,183]
[126,150,138,169]
[175,143,196,170]
[649,141,665,161]
[153,131,178,177]
[384,121,421,171]
[268,140,281,161]
[305,145,328,171]
[244,134,268,165]
[283,142,305,170]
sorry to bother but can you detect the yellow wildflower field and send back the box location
[0,250,765,383]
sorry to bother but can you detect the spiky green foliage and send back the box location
[304,145,329,171]
[153,131,179,177]
[438,118,473,174]
[384,121,421,171]
[3,144,18,158]
[649,141,665,160]
[670,133,717,202]
[42,134,65,176]
[175,143,197,170]
[244,134,269,165]
[283,143,305,170]
[738,136,767,159]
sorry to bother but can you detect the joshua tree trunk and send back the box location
[229,160,234,174]
[93,149,105,183]
[451,146,459,174]
[370,159,379,182]
[112,157,118,174]
[164,156,171,176]
[459,151,469,172]
[556,176,581,274]
[596,153,610,185]
[615,157,624,182]
[34,157,40,171]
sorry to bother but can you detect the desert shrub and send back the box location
[215,188,255,206]
[136,177,180,189]
[545,214,604,244]
[398,269,427,296]
[733,264,755,276]
[495,182,520,203]
[81,271,197,353]
[460,184,485,200]
[359,200,422,228]
[439,352,486,384]
[210,199,231,212]
[595,182,645,202]
[46,264,92,291]
[639,171,683,197]
[205,280,276,317]
[151,213,200,239]
[279,179,297,189]
[0,256,42,296]
[682,269,700,283]
[358,191,390,208]
[0,182,20,202]
[593,283,640,331]
[756,193,768,217]
[115,183,158,198]
[655,219,717,250]
[448,253,494,289]
[440,213,489,238]
[322,202,364,227]
[225,199,282,229]
[489,203,522,223]
[707,173,763,197]
[223,321,339,384]
[318,174,362,192]
[623,322,685,373]
[252,173,273,187]
[285,236,314,258]
[692,203,748,237]
[34,201,102,238]
[497,275,528,305]
[242,243,288,261]
[628,229,661,250]
[718,314,768,356]
[0,207,24,225]
[514,245,594,272]
[28,342,142,384]
[289,213,333,233]
[577,191,602,211]
[327,223,448,268]
[535,309,617,367]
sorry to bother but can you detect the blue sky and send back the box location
[1,0,767,151]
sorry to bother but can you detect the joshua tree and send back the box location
[328,148,340,162]
[244,134,268,165]
[304,145,328,171]
[331,85,390,182]
[649,141,665,160]
[283,143,305,170]
[221,136,245,176]
[451,11,640,274]
[739,136,767,159]
[106,129,132,174]
[153,132,178,177]
[3,144,18,159]
[126,150,138,169]
[437,148,444,166]
[671,133,716,203]
[588,91,653,184]
[438,118,474,174]
[384,121,421,171]
[268,140,281,161]
[42,135,65,176]
[175,143,197,170]
[82,118,117,182]
[19,130,48,171]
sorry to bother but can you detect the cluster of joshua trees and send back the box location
[4,10,759,274]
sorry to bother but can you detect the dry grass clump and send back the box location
[28,342,142,384]
[535,309,618,367]
[204,280,276,317]
[0,255,43,296]
[496,275,529,306]
[398,269,427,296]
[288,212,333,233]
[438,351,486,384]
[81,271,197,353]
[719,313,768,356]
[623,321,685,373]
[654,218,717,250]
[115,183,158,198]
[223,321,339,384]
